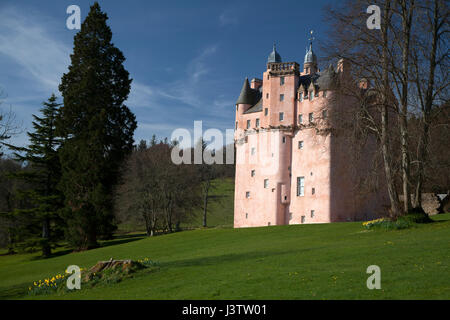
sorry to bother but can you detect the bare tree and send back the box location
[411,0,449,207]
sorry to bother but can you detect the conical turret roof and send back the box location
[236,77,259,105]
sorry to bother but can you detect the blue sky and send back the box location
[0,0,335,150]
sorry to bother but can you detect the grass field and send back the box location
[0,210,449,300]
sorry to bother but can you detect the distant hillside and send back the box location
[182,178,235,229]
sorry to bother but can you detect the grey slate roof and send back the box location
[236,77,262,105]
[268,44,282,63]
[243,98,263,114]
[297,64,338,92]
[304,43,317,64]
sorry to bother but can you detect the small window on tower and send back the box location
[311,210,315,218]
[279,112,284,121]
[235,121,238,129]
[312,187,315,195]
[280,77,285,85]
[298,114,303,124]
[264,179,269,188]
[309,112,314,123]
[280,94,284,101]
[323,90,327,98]
[301,216,305,223]
[300,93,304,102]
[251,170,255,177]
[236,105,239,111]
[310,91,314,101]
[298,141,304,149]
[264,108,268,116]
[251,147,256,155]
[246,191,250,198]
[282,136,286,143]
[246,213,248,219]
[322,110,328,119]
[247,120,251,129]
[256,118,260,128]
[266,93,269,99]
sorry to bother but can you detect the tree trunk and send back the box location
[381,0,401,218]
[202,181,210,228]
[398,0,414,214]
[42,217,51,257]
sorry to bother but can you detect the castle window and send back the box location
[310,91,314,101]
[298,141,304,149]
[236,105,239,111]
[264,108,268,116]
[256,118,260,128]
[279,112,284,121]
[301,216,305,223]
[312,187,315,195]
[280,94,284,101]
[246,191,250,198]
[251,170,255,177]
[297,177,305,196]
[299,93,303,101]
[315,91,319,97]
[246,213,248,219]
[247,120,251,129]
[235,121,238,129]
[266,93,269,99]
[311,210,315,218]
[264,179,269,188]
[280,77,285,85]
[282,136,286,143]
[309,112,314,123]
[251,147,256,155]
[323,90,327,98]
[322,110,328,119]
[298,114,303,124]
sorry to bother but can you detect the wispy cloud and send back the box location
[0,6,70,93]
[219,10,239,27]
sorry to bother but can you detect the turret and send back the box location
[303,31,318,75]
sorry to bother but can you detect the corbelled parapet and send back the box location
[267,62,300,76]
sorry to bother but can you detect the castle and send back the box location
[233,39,388,228]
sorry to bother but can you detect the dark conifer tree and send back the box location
[6,94,64,257]
[57,2,137,250]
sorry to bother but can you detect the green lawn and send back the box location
[0,212,449,300]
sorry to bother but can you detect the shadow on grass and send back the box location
[162,248,302,269]
[0,283,29,300]
[99,233,146,249]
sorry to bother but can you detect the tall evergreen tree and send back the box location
[57,2,137,250]
[5,94,64,257]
